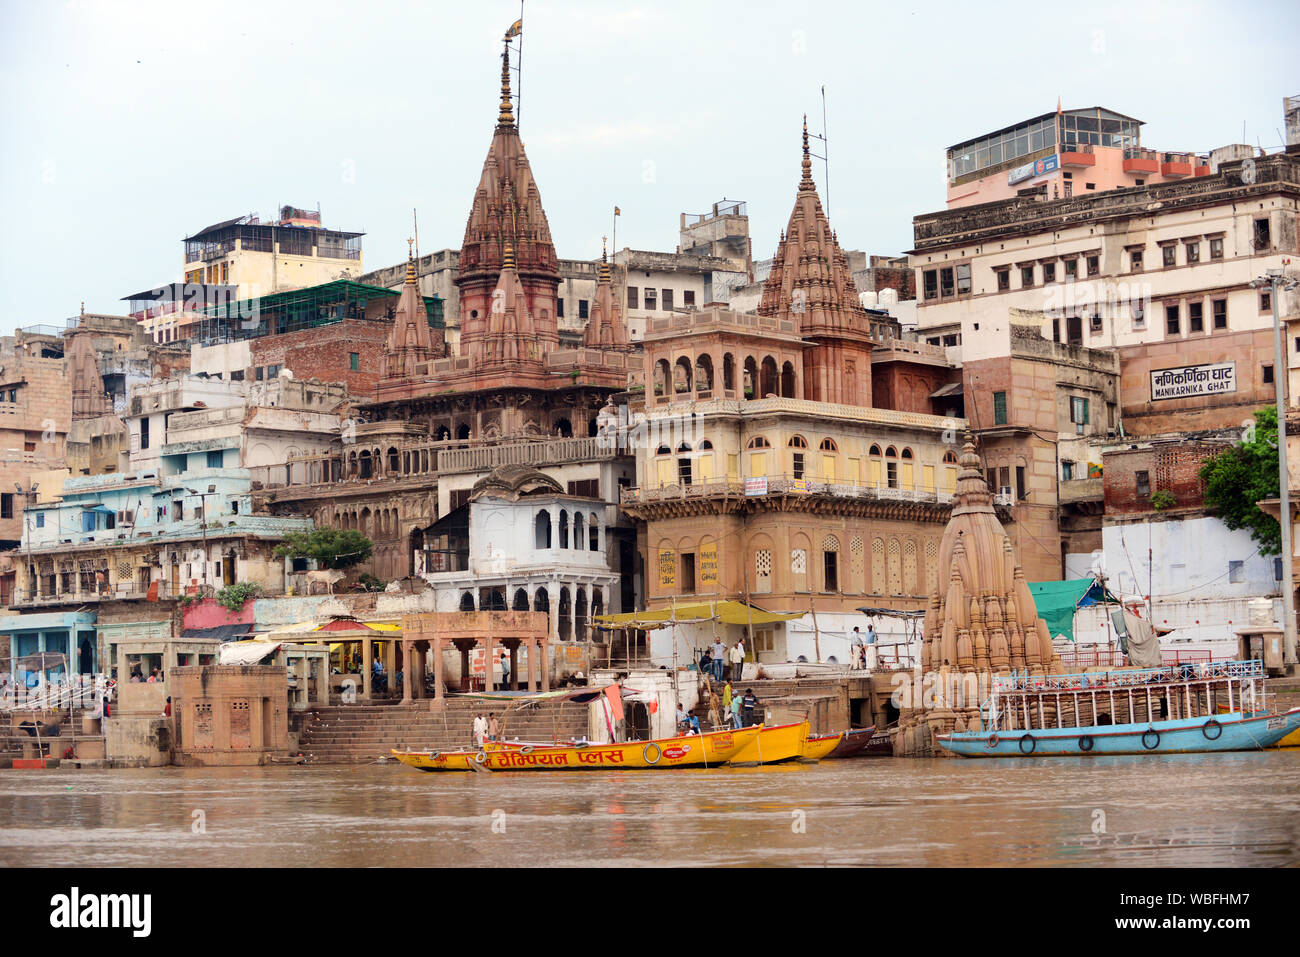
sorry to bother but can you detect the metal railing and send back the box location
[992,657,1260,693]
[623,474,956,507]
[1,673,109,713]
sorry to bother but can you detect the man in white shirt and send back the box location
[710,639,726,682]
[728,640,745,681]
[471,713,486,747]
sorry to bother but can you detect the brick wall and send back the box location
[249,319,390,398]
[1103,443,1215,515]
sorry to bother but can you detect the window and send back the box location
[792,452,804,479]
[644,288,657,310]
[578,300,589,319]
[0,493,10,519]
[1260,290,1272,313]
[995,268,1010,291]
[1042,262,1056,283]
[1062,460,1075,481]
[955,264,971,295]
[1185,242,1200,264]
[349,352,359,371]
[1229,560,1245,584]
[1020,266,1034,288]
[677,455,693,485]
[1165,304,1180,335]
[266,364,282,378]
[1086,255,1100,277]
[1162,245,1177,268]
[1136,470,1150,498]
[140,417,150,450]
[1070,396,1090,431]
[1188,302,1203,333]
[1254,218,1271,250]
[1016,466,1026,501]
[681,553,696,594]
[255,367,264,381]
[627,287,638,309]
[993,391,1007,425]
[1130,249,1144,272]
[939,267,955,298]
[35,512,44,528]
[1209,237,1223,260]
[1133,300,1146,328]
[661,290,673,311]
[206,450,223,469]
[823,550,838,592]
[923,270,938,300]
[1064,258,1077,281]
[683,290,695,307]
[557,299,565,318]
[1263,364,1274,384]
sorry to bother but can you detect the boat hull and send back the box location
[392,725,762,772]
[800,731,844,762]
[825,726,878,759]
[937,707,1300,758]
[726,721,810,765]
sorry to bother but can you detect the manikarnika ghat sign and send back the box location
[1150,362,1236,400]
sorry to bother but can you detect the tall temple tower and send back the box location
[758,118,875,406]
[380,240,443,379]
[456,36,561,361]
[581,240,631,350]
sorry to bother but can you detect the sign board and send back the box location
[789,478,809,494]
[700,542,719,586]
[1150,362,1236,401]
[1007,153,1059,186]
[744,477,768,497]
[657,549,676,588]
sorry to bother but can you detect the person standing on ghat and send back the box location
[728,639,745,681]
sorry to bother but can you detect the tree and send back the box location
[1199,407,1281,556]
[274,528,374,570]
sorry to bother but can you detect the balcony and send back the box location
[1059,476,1103,505]
[1059,144,1096,168]
[1160,153,1194,178]
[622,475,956,509]
[1122,148,1159,174]
[10,580,181,608]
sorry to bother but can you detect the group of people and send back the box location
[128,665,164,684]
[471,712,500,747]
[698,638,747,683]
[677,683,761,734]
[851,625,877,670]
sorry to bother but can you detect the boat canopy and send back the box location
[593,600,804,630]
[1027,577,1120,642]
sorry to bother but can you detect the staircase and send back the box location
[296,699,591,765]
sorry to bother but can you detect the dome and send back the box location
[469,464,563,502]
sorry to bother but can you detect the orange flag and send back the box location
[605,683,624,722]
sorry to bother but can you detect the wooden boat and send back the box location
[863,728,894,757]
[937,658,1300,758]
[799,730,845,762]
[825,726,878,759]
[391,724,762,772]
[725,721,810,765]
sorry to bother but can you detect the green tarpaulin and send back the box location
[1027,578,1096,642]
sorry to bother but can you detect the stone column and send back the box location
[550,512,560,553]
[383,640,396,697]
[433,637,445,704]
[483,636,494,693]
[540,638,550,692]
[401,640,413,704]
[362,636,373,700]
[508,640,519,692]
[526,638,537,692]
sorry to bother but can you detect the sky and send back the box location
[1,0,1297,334]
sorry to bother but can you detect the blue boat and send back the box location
[937,659,1300,757]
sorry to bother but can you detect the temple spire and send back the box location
[405,237,416,285]
[498,37,515,129]
[800,114,814,190]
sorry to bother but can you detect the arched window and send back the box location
[695,354,713,393]
[589,513,600,551]
[869,444,882,457]
[456,423,471,441]
[435,425,450,441]
[901,448,914,459]
[780,360,796,398]
[459,592,475,612]
[822,534,840,592]
[673,357,692,394]
[513,588,530,611]
[677,442,693,485]
[653,359,670,397]
[820,438,838,452]
[788,435,808,448]
[387,447,399,472]
[746,436,771,449]
[535,510,551,549]
[885,447,899,488]
[575,588,589,642]
[760,356,778,397]
[574,512,585,548]
[723,354,736,392]
[558,510,570,549]
[943,450,959,464]
[533,586,550,614]
[788,435,808,480]
[558,587,572,640]
[699,439,713,450]
[743,356,758,399]
[554,418,573,438]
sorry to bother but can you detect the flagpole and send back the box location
[516,1,524,128]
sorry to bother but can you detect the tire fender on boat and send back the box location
[520,746,535,754]
[474,750,488,764]
[1141,729,1160,750]
[1201,719,1222,741]
[1018,733,1036,754]
[986,733,999,749]
[643,742,662,765]
[1078,735,1094,752]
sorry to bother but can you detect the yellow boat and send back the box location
[391,724,762,772]
[725,721,810,765]
[799,730,845,762]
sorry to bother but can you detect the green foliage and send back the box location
[274,527,374,570]
[1199,407,1281,555]
[358,573,386,592]
[215,582,262,614]
[178,586,213,609]
[1149,489,1176,511]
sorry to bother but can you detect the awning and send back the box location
[856,607,925,619]
[930,382,964,400]
[182,624,253,642]
[1027,578,1101,642]
[594,600,804,630]
[218,641,282,665]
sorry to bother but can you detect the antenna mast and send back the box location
[808,86,831,215]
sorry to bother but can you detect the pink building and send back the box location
[946,106,1210,208]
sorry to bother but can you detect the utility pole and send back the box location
[187,485,219,591]
[1251,264,1300,668]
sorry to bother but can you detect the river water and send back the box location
[2,753,1297,867]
